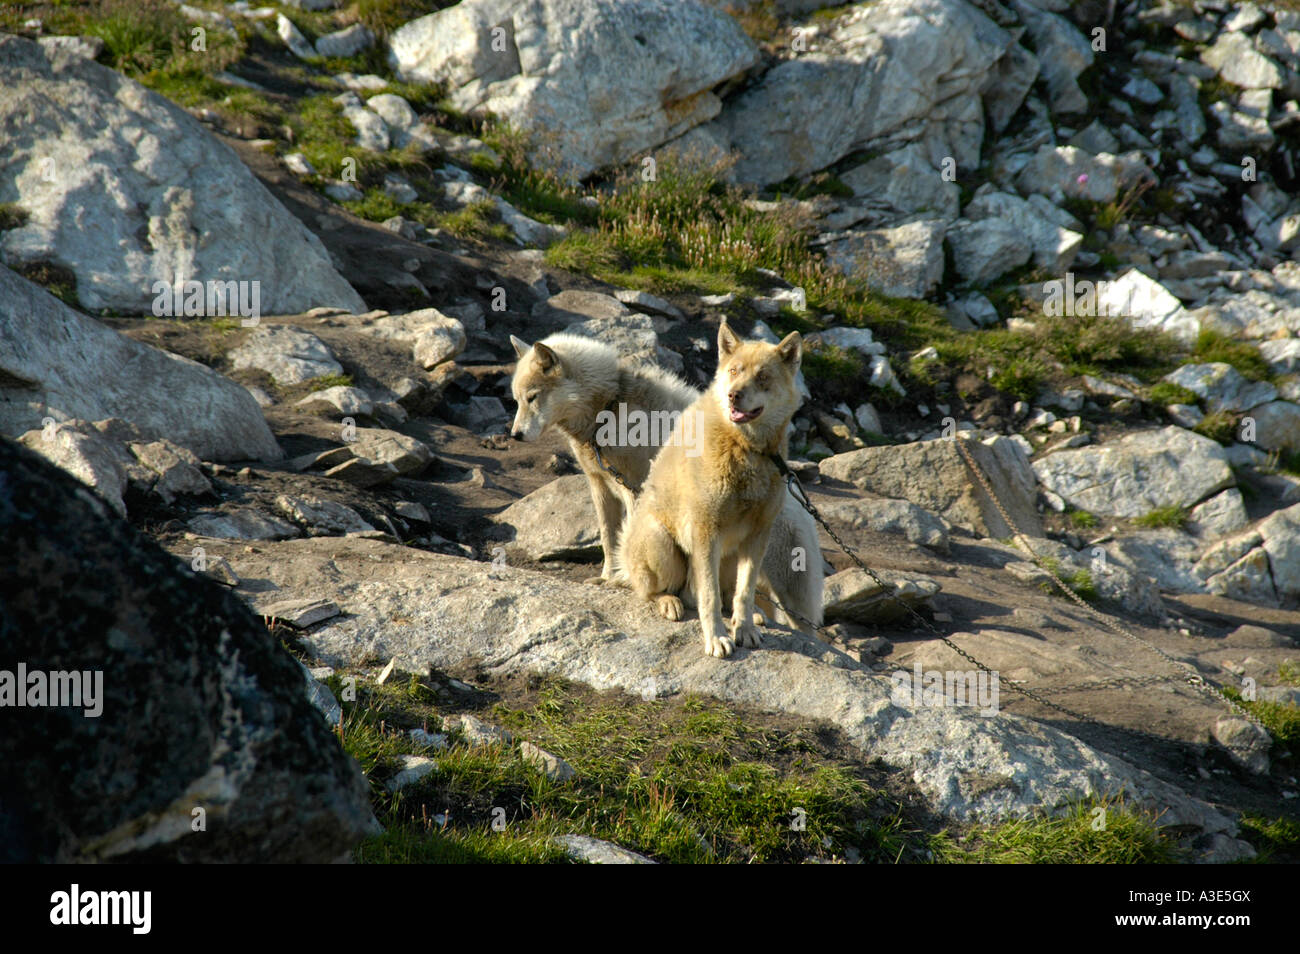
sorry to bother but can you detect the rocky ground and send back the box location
[2,0,1300,863]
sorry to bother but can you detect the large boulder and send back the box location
[389,0,759,179]
[1033,427,1233,519]
[0,266,282,462]
[819,435,1043,539]
[672,0,1014,185]
[0,36,365,314]
[823,219,947,299]
[0,440,375,862]
[493,474,601,561]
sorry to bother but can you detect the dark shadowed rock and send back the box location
[0,439,374,862]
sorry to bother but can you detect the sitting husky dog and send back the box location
[509,330,822,634]
[615,321,806,657]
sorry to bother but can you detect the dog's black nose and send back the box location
[510,430,523,441]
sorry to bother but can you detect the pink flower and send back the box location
[1077,174,1089,185]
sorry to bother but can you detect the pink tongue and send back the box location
[730,407,749,422]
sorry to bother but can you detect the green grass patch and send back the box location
[1134,506,1189,530]
[1278,660,1300,687]
[1067,509,1099,530]
[1239,814,1300,863]
[437,198,513,242]
[12,261,80,309]
[307,373,354,392]
[1195,409,1238,445]
[0,203,29,231]
[1222,688,1300,747]
[1191,329,1272,382]
[340,674,918,864]
[932,798,1180,864]
[1147,380,1199,407]
[1039,557,1099,602]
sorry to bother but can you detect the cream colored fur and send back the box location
[614,321,810,658]
[509,330,822,636]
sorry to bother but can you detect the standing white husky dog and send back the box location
[615,321,807,657]
[509,330,822,634]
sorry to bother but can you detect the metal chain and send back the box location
[776,467,1119,728]
[591,442,637,494]
[948,436,1266,730]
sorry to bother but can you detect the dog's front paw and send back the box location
[655,594,684,621]
[703,631,735,658]
[583,575,607,586]
[730,618,762,648]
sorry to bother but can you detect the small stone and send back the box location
[519,741,576,781]
[385,754,437,793]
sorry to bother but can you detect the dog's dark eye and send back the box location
[525,393,538,404]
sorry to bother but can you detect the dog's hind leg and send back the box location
[622,511,688,621]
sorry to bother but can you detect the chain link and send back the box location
[948,436,1266,731]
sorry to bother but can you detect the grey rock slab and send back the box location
[947,218,1033,285]
[230,326,343,386]
[493,473,600,561]
[188,508,301,541]
[390,0,759,179]
[1032,426,1233,519]
[823,568,941,625]
[385,754,438,793]
[820,435,1042,539]
[0,267,282,462]
[1163,363,1278,413]
[1247,400,1300,452]
[274,493,375,536]
[818,497,952,554]
[672,0,1011,185]
[216,535,1248,844]
[0,36,365,314]
[823,219,946,299]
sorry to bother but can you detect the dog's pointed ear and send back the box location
[510,334,531,359]
[533,341,559,371]
[718,321,741,358]
[776,331,802,366]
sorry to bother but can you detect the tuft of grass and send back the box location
[1068,509,1099,530]
[1277,451,1300,477]
[1239,814,1300,864]
[990,355,1047,403]
[1191,329,1272,382]
[0,203,29,231]
[1222,687,1300,747]
[1195,409,1238,445]
[1278,660,1300,687]
[931,797,1180,864]
[1039,557,1099,602]
[437,198,512,242]
[1134,506,1189,531]
[1147,380,1199,407]
[13,262,80,309]
[308,373,354,392]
